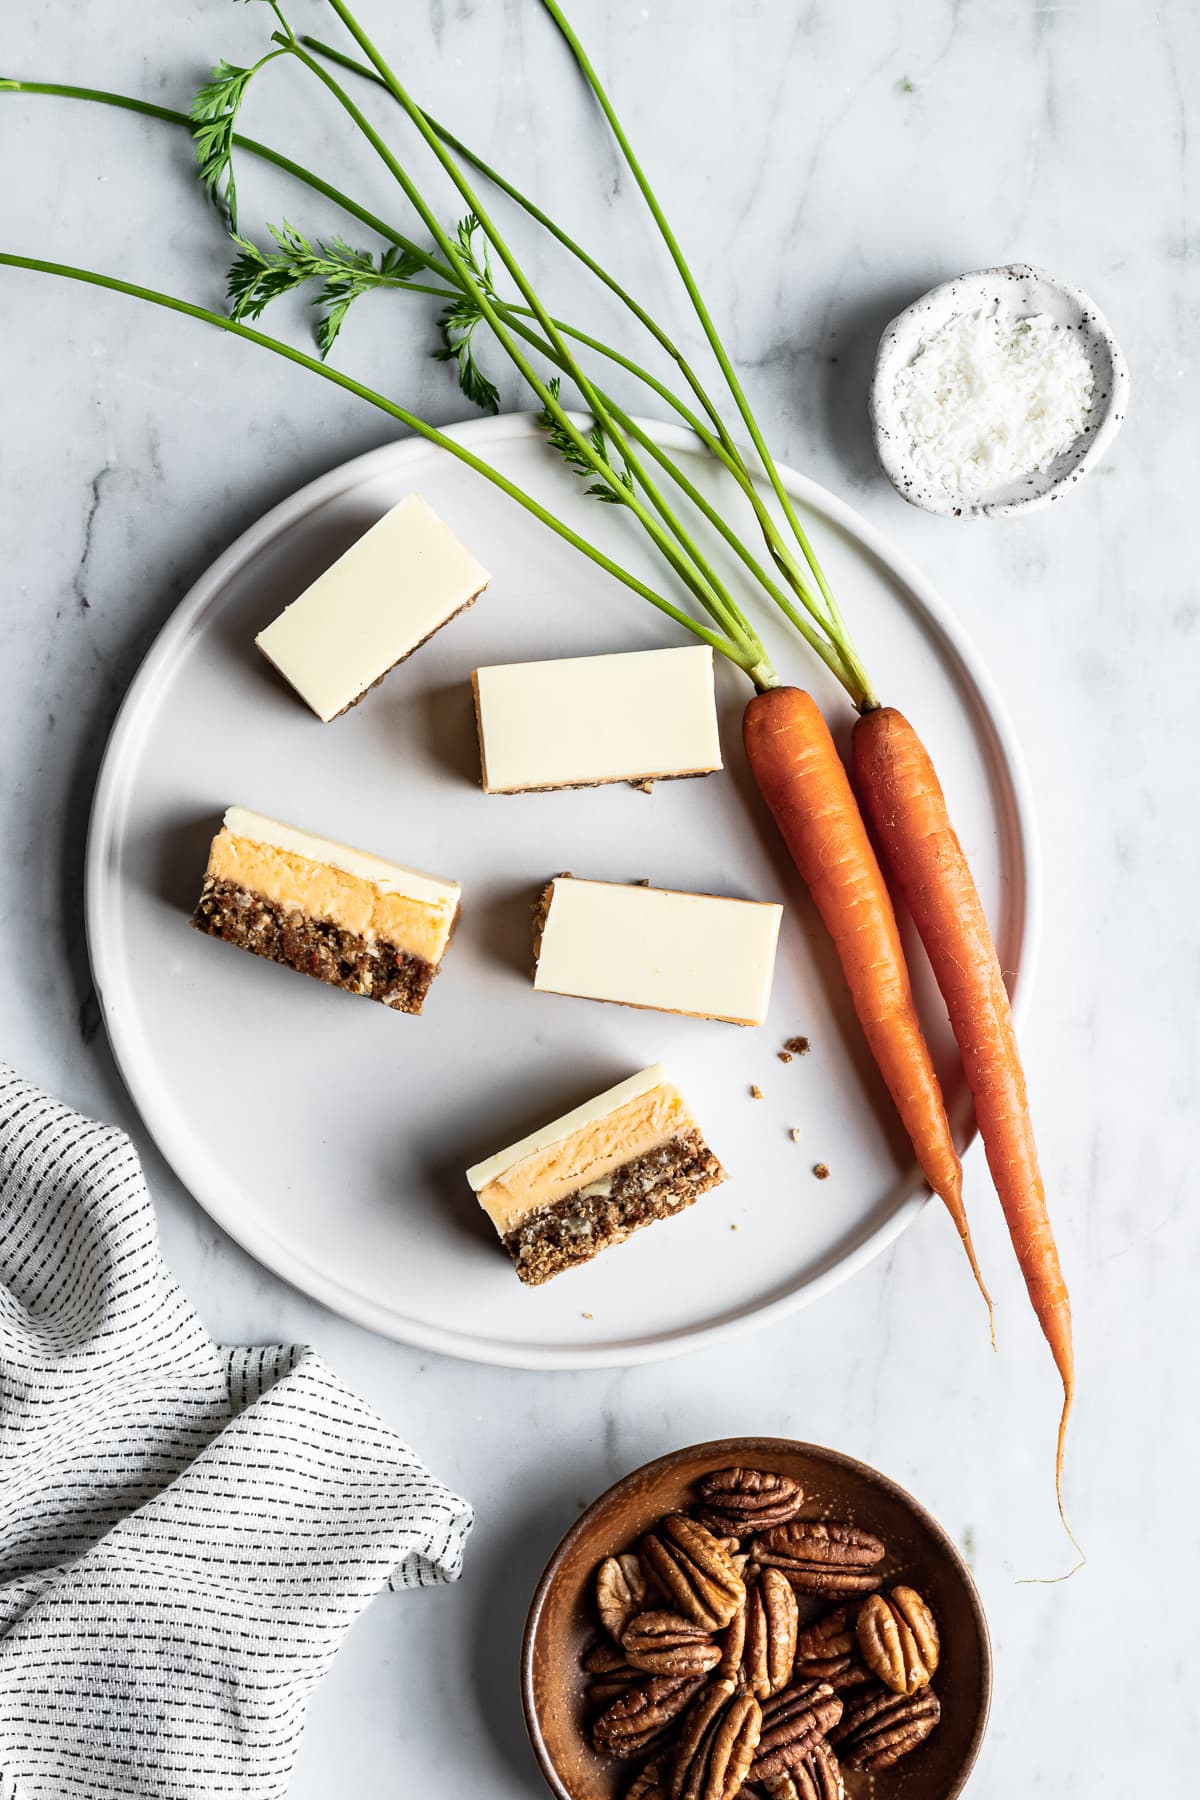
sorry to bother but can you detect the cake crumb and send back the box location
[790,1128,803,1144]
[630,778,655,794]
[582,1311,593,1320]
[730,1223,739,1232]
[783,1035,811,1056]
[634,877,651,886]
[813,1162,830,1181]
[777,1051,793,1064]
[750,1084,764,1100]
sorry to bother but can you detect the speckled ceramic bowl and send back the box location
[870,262,1129,518]
[522,1437,992,1800]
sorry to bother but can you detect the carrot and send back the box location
[852,705,1073,1524]
[743,687,992,1324]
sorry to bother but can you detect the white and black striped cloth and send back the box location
[0,1067,472,1799]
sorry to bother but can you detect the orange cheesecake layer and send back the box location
[206,827,456,965]
[474,1080,691,1235]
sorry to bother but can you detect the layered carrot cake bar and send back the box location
[533,875,783,1027]
[472,645,722,793]
[191,806,460,1013]
[256,494,490,721]
[466,1064,726,1285]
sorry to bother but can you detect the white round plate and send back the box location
[86,415,1038,1369]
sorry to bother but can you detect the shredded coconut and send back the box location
[893,304,1094,496]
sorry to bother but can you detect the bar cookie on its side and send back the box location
[467,1064,725,1285]
[191,806,460,1014]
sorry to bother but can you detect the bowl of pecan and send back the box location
[522,1438,990,1800]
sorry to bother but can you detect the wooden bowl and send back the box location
[522,1438,991,1800]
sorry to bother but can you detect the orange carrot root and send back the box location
[852,705,1075,1532]
[743,687,993,1328]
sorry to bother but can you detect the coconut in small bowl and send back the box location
[870,263,1129,519]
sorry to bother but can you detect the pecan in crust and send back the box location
[503,1131,724,1286]
[191,877,438,1012]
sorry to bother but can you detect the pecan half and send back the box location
[794,1601,861,1668]
[670,1683,762,1800]
[856,1587,939,1695]
[743,1568,798,1699]
[641,1515,746,1631]
[583,1640,640,1706]
[593,1673,708,1759]
[829,1682,941,1771]
[748,1682,843,1782]
[627,1760,669,1800]
[598,1553,655,1642]
[696,1468,806,1534]
[623,1611,723,1678]
[714,1594,747,1685]
[752,1523,885,1596]
[761,1738,846,1800]
[793,1600,872,1688]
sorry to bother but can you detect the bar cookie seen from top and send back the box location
[256,494,490,721]
[472,644,722,793]
[533,875,783,1027]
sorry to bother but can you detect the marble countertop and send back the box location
[2,0,1195,1790]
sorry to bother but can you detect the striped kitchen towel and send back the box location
[0,1066,472,1800]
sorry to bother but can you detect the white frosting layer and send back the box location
[255,494,490,722]
[466,1064,668,1192]
[473,645,722,792]
[222,807,461,908]
[533,877,782,1026]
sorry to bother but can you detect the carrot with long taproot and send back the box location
[744,686,993,1325]
[852,705,1073,1523]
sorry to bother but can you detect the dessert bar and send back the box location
[472,645,722,792]
[191,806,460,1013]
[533,875,782,1027]
[467,1064,725,1284]
[256,494,490,721]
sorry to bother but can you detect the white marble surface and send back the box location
[1,0,1196,1790]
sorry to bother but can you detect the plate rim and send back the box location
[85,412,1042,1369]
